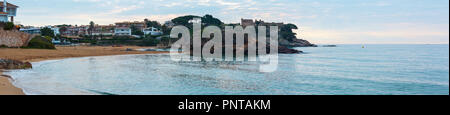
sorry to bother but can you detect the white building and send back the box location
[143,27,163,36]
[92,32,114,36]
[0,0,17,22]
[19,28,41,35]
[92,24,115,36]
[52,39,61,44]
[47,26,60,36]
[114,27,131,36]
[52,27,60,35]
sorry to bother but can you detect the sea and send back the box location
[5,44,449,95]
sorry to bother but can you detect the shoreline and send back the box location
[0,70,26,95]
[0,46,169,95]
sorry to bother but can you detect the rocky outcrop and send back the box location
[0,59,32,69]
[279,38,317,47]
[278,46,303,54]
[0,30,35,47]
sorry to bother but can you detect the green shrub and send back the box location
[0,45,8,48]
[24,36,56,49]
[160,36,172,46]
[43,36,53,42]
[141,38,160,46]
[1,22,15,30]
[40,27,55,37]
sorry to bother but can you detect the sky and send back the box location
[10,0,450,44]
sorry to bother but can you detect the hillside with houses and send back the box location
[1,0,315,51]
[18,16,315,48]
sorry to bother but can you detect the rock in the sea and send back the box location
[322,45,337,47]
[0,74,12,79]
[125,48,135,51]
[0,59,32,69]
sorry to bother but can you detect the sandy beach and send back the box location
[0,46,168,95]
[0,71,25,95]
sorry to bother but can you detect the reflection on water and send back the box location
[6,45,450,95]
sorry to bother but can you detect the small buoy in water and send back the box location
[362,46,365,48]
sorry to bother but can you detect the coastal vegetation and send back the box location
[166,14,315,47]
[144,18,162,28]
[1,22,16,30]
[24,14,313,53]
[40,27,55,38]
[165,14,313,54]
[280,24,299,42]
[62,35,163,46]
[89,21,95,38]
[171,14,224,28]
[131,25,145,36]
[0,22,56,49]
[23,36,56,49]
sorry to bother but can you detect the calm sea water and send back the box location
[6,45,449,95]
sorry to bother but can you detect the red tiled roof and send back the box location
[0,2,18,8]
[115,21,145,24]
[115,27,131,29]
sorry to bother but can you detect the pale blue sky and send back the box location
[11,0,450,44]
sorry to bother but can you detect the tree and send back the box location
[171,14,224,28]
[144,18,162,28]
[130,25,144,36]
[89,21,95,38]
[171,15,201,28]
[141,37,160,46]
[161,25,171,35]
[160,36,172,46]
[26,36,56,49]
[280,23,299,42]
[40,27,55,37]
[202,14,223,26]
[2,22,15,30]
[56,24,71,27]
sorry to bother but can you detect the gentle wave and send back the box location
[5,45,449,95]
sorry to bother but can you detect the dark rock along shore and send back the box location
[0,59,33,70]
[278,46,303,54]
[277,38,316,54]
[279,38,317,47]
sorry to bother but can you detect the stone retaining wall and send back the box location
[0,30,35,47]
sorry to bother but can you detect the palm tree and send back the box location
[89,21,95,39]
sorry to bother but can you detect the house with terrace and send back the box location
[0,0,17,22]
[115,21,146,36]
[143,27,162,36]
[92,24,115,36]
[114,27,131,36]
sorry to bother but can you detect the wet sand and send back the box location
[0,71,25,95]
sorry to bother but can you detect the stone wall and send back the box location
[0,30,35,47]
